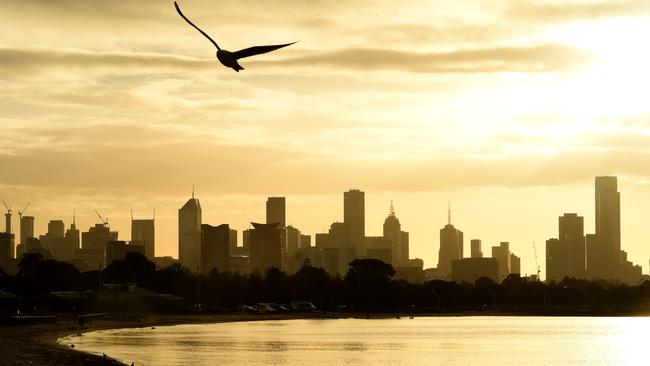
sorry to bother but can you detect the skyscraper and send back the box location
[201,224,230,275]
[64,217,80,261]
[179,193,202,273]
[594,176,621,279]
[437,204,463,278]
[48,220,65,238]
[559,213,586,278]
[491,242,511,280]
[249,222,282,275]
[471,239,483,258]
[285,225,301,273]
[20,216,34,251]
[132,218,155,260]
[266,197,286,227]
[383,201,402,265]
[344,189,365,257]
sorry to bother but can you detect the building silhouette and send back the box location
[383,201,402,265]
[299,234,311,249]
[593,176,621,279]
[437,204,463,278]
[82,223,117,252]
[3,211,14,261]
[19,215,34,255]
[344,189,365,257]
[285,225,301,274]
[0,232,13,269]
[201,224,230,274]
[132,217,155,260]
[106,240,145,264]
[546,213,586,281]
[491,242,511,280]
[451,257,498,283]
[179,192,202,273]
[249,222,282,274]
[64,218,80,261]
[266,197,286,228]
[471,239,483,258]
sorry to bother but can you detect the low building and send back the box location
[106,241,145,264]
[451,257,499,283]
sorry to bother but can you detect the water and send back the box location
[60,317,649,365]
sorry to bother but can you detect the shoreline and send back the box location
[4,309,650,365]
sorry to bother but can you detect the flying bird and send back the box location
[174,1,296,72]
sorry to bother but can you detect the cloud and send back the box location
[507,0,650,23]
[252,44,592,73]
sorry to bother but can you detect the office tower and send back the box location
[400,231,409,263]
[229,228,237,253]
[491,242,511,280]
[4,211,11,235]
[383,201,402,265]
[106,241,145,264]
[48,220,65,238]
[314,222,349,276]
[249,222,282,275]
[20,216,34,250]
[471,239,483,258]
[344,189,365,257]
[179,192,202,273]
[64,219,80,261]
[82,223,118,251]
[510,253,521,275]
[546,238,563,282]
[266,197,286,227]
[242,228,253,255]
[547,213,586,281]
[285,225,301,274]
[299,234,311,249]
[594,176,621,279]
[438,205,463,278]
[132,218,155,259]
[201,224,230,274]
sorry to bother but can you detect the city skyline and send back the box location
[2,175,648,279]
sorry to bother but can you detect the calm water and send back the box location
[60,317,649,365]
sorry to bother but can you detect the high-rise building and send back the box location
[299,234,311,249]
[82,223,118,251]
[0,232,14,269]
[594,176,621,279]
[438,205,463,278]
[132,218,155,259]
[491,242,511,280]
[179,193,202,273]
[201,224,230,274]
[471,239,483,258]
[20,216,34,251]
[510,253,521,275]
[383,201,402,265]
[266,197,286,227]
[48,220,65,238]
[64,219,80,262]
[344,189,365,257]
[285,225,301,274]
[249,222,282,275]
[229,228,238,254]
[559,213,586,278]
[400,231,409,263]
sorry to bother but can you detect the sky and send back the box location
[1,0,650,277]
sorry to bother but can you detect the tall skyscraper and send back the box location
[48,220,65,238]
[249,222,282,275]
[132,217,155,260]
[471,239,483,258]
[266,197,286,227]
[285,225,301,273]
[437,204,463,278]
[179,192,202,273]
[20,216,34,251]
[344,189,365,257]
[64,217,80,261]
[201,224,230,274]
[383,201,402,265]
[491,242,511,280]
[559,213,586,278]
[594,176,621,279]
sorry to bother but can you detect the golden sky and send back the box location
[1,0,650,276]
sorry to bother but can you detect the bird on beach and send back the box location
[174,1,296,72]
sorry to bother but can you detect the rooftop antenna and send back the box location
[389,200,395,216]
[73,209,76,225]
[447,201,451,225]
[192,184,195,199]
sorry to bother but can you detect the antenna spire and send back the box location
[73,209,76,225]
[447,201,451,225]
[389,200,395,216]
[192,184,195,199]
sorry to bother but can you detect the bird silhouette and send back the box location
[174,1,296,72]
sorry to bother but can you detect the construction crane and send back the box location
[532,241,541,281]
[95,209,109,227]
[2,200,11,214]
[17,202,30,220]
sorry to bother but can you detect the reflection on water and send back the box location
[60,317,650,366]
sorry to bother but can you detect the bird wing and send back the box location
[174,1,221,51]
[233,41,297,59]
